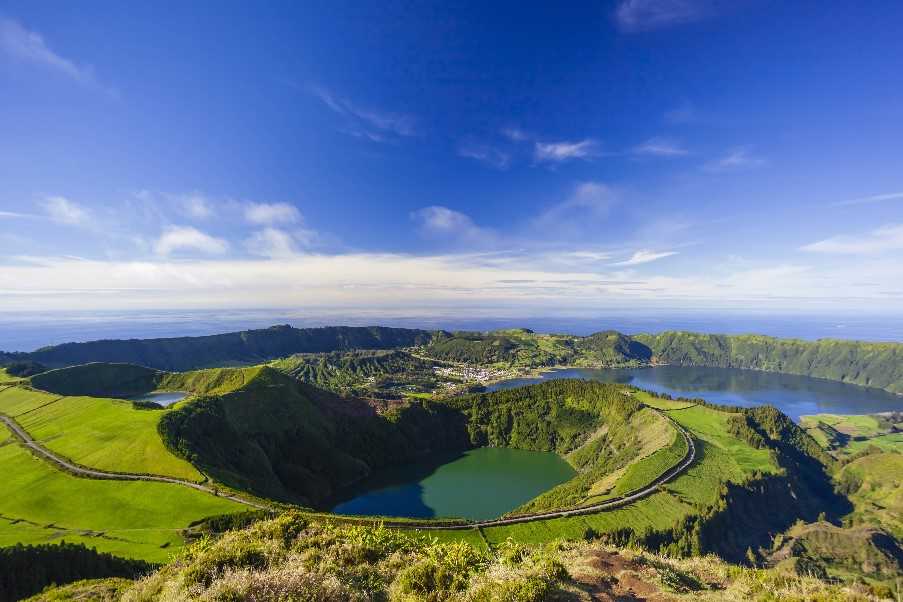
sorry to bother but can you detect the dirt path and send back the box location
[0,413,271,511]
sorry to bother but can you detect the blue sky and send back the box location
[1,1,902,315]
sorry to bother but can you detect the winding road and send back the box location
[1,406,695,530]
[392,409,697,530]
[0,413,271,511]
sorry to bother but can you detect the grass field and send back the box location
[0,369,24,384]
[801,412,903,457]
[0,423,245,562]
[0,385,202,481]
[838,452,903,538]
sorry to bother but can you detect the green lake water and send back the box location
[330,447,576,521]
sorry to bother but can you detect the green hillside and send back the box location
[0,384,202,481]
[635,331,903,394]
[7,324,903,395]
[5,325,432,371]
[158,366,470,505]
[271,349,439,396]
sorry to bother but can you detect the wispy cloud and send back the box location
[632,137,689,157]
[611,249,678,266]
[457,143,511,169]
[244,202,302,225]
[704,147,766,172]
[534,139,599,163]
[501,126,530,142]
[154,226,228,256]
[245,227,301,259]
[0,210,39,219]
[411,206,494,245]
[311,85,416,140]
[802,223,903,255]
[181,194,214,219]
[40,196,89,225]
[831,191,903,207]
[532,182,616,238]
[615,0,714,32]
[0,18,113,95]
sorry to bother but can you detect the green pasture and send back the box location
[2,385,201,481]
[0,424,245,562]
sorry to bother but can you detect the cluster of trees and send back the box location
[2,361,47,377]
[273,350,437,397]
[0,541,152,601]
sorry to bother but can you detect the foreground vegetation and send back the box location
[27,512,898,601]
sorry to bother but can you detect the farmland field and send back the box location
[0,423,244,562]
[1,385,202,481]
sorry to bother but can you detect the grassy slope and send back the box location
[0,385,202,481]
[838,453,903,539]
[0,424,244,563]
[0,369,24,384]
[801,412,903,457]
[481,397,779,547]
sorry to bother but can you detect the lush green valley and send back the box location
[2,326,902,600]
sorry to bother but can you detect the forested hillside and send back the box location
[157,367,470,505]
[636,331,903,394]
[2,325,432,371]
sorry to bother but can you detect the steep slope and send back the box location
[157,367,469,505]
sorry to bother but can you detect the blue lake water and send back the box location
[331,447,576,521]
[487,366,903,421]
[127,391,187,407]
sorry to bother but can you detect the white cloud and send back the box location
[411,206,494,244]
[0,18,112,94]
[611,249,678,266]
[0,210,37,219]
[312,85,416,139]
[615,0,712,32]
[501,127,530,141]
[154,226,228,256]
[632,137,688,157]
[704,147,765,172]
[245,228,299,259]
[244,202,301,225]
[832,191,903,207]
[3,252,901,313]
[533,182,616,231]
[802,224,903,255]
[181,194,213,219]
[458,144,511,169]
[534,139,599,163]
[40,196,88,225]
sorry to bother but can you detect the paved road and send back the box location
[0,413,271,511]
[2,405,695,530]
